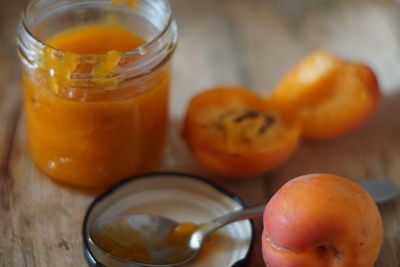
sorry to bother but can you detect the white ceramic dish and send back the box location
[82,173,254,267]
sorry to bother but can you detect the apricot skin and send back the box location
[187,139,299,178]
[300,64,380,140]
[262,174,383,267]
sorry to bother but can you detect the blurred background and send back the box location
[1,0,399,266]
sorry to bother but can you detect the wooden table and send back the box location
[1,0,400,266]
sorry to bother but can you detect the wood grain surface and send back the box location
[1,0,399,266]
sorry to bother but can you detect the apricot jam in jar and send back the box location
[17,0,177,188]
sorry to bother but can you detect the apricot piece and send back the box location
[272,51,380,139]
[262,174,383,267]
[182,87,300,178]
[272,51,342,114]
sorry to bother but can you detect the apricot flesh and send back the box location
[272,51,380,139]
[262,174,383,267]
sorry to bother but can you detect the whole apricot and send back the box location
[262,174,383,267]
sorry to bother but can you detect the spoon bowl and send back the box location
[89,214,196,266]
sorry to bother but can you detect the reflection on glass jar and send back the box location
[17,0,178,188]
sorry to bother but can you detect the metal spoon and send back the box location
[358,178,400,204]
[89,178,399,266]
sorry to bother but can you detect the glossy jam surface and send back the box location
[24,24,169,188]
[46,25,144,54]
[168,222,219,263]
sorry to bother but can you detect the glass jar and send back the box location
[17,0,177,188]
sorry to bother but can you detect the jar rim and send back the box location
[21,0,175,57]
[18,0,178,82]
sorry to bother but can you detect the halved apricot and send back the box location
[182,87,300,178]
[271,51,380,139]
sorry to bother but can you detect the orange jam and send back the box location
[168,222,219,262]
[111,0,137,8]
[23,24,170,188]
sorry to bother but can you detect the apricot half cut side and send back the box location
[182,87,300,178]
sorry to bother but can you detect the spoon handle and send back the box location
[189,203,265,249]
[211,203,266,226]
